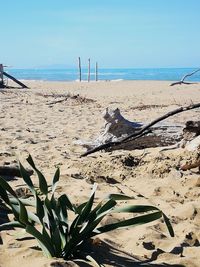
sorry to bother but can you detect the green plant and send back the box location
[0,155,174,262]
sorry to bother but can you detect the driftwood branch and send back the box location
[47,97,69,106]
[170,68,200,86]
[3,71,28,88]
[81,103,200,157]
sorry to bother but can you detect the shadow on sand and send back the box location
[72,239,185,267]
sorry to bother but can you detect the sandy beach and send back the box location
[1,80,200,267]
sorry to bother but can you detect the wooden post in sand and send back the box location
[88,58,91,82]
[0,64,4,88]
[78,57,82,82]
[95,62,98,82]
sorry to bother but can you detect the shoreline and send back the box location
[11,78,200,83]
[5,67,200,83]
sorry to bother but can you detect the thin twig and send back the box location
[181,68,200,82]
[81,103,200,157]
[46,97,69,105]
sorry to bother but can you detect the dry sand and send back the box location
[0,80,200,267]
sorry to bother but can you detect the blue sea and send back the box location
[5,68,200,82]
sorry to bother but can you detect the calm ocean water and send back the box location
[5,68,200,82]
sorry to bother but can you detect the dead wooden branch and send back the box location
[47,97,69,105]
[46,94,96,106]
[170,68,200,86]
[81,103,200,157]
[3,71,28,88]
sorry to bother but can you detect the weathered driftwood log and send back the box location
[0,165,33,177]
[184,135,200,151]
[180,122,200,170]
[170,68,200,86]
[81,103,200,157]
[75,108,143,150]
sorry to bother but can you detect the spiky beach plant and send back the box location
[0,155,174,261]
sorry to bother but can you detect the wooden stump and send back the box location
[75,108,143,150]
[76,108,184,152]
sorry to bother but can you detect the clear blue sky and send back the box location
[1,0,200,68]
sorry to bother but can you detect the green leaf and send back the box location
[26,211,40,224]
[26,225,55,257]
[79,201,116,239]
[10,197,35,207]
[78,183,97,223]
[52,168,60,193]
[51,227,62,255]
[75,201,88,214]
[95,211,162,235]
[19,162,35,195]
[163,213,174,237]
[10,201,40,224]
[69,189,97,239]
[9,203,20,221]
[19,200,29,224]
[27,155,48,195]
[50,194,57,210]
[44,197,53,229]
[96,199,116,216]
[0,221,25,231]
[112,205,159,214]
[70,199,116,243]
[69,214,80,236]
[58,194,75,212]
[0,184,10,204]
[58,195,69,222]
[44,197,53,217]
[44,197,58,232]
[42,226,55,250]
[83,202,103,223]
[35,193,45,221]
[0,176,17,197]
[107,193,135,201]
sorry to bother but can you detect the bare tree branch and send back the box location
[81,103,200,157]
[170,68,200,86]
